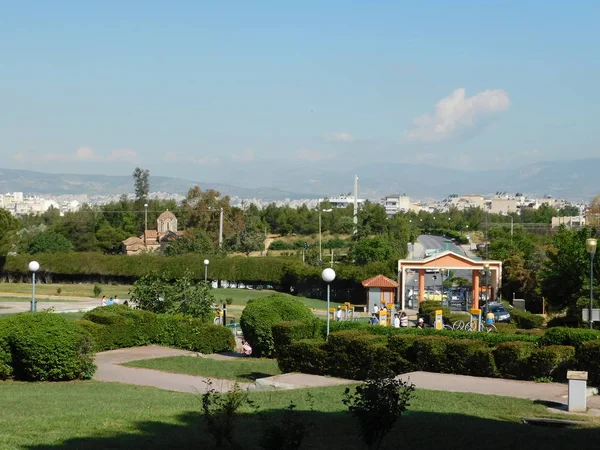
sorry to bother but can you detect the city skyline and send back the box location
[2,1,599,188]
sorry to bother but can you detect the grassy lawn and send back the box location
[0,283,341,310]
[123,356,282,382]
[0,296,80,303]
[0,282,131,299]
[0,381,598,449]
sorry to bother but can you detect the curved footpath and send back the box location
[94,346,600,413]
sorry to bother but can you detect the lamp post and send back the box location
[318,207,332,265]
[483,263,490,306]
[28,261,40,312]
[204,259,210,283]
[321,268,336,338]
[586,238,597,329]
[143,203,149,245]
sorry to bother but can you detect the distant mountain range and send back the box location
[0,168,311,201]
[0,158,598,201]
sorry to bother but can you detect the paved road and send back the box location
[0,294,101,314]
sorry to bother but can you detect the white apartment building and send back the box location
[320,195,365,209]
[551,216,586,229]
[382,194,410,216]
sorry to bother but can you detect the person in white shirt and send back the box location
[336,306,342,321]
[373,304,379,314]
[393,314,400,328]
[400,311,409,327]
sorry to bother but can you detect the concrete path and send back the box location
[94,346,250,394]
[93,346,600,410]
[398,371,600,409]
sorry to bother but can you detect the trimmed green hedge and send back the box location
[272,320,318,351]
[1,313,95,381]
[494,341,535,379]
[445,339,497,377]
[80,305,234,353]
[538,327,600,350]
[240,294,315,358]
[528,346,575,381]
[577,341,600,386]
[276,339,327,375]
[324,330,396,380]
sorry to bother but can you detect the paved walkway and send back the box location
[93,346,600,411]
[94,346,250,393]
[398,371,600,409]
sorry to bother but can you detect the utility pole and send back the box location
[319,205,323,264]
[353,175,358,238]
[144,203,148,245]
[218,207,224,248]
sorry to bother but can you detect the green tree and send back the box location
[349,236,397,265]
[132,167,150,202]
[95,222,129,254]
[560,205,580,216]
[541,227,596,313]
[176,278,215,322]
[129,273,175,314]
[165,228,215,256]
[26,231,74,254]
[0,209,19,255]
[53,209,98,252]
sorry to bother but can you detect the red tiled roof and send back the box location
[361,274,399,288]
[144,230,159,239]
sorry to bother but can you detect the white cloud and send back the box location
[458,153,472,165]
[406,88,510,142]
[521,149,541,157]
[232,148,255,162]
[13,153,27,162]
[106,148,138,163]
[324,132,356,142]
[294,148,335,162]
[74,146,101,161]
[161,152,179,162]
[413,152,439,162]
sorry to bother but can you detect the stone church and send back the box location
[121,210,183,255]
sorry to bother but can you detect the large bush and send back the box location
[0,333,13,380]
[409,336,451,373]
[240,294,315,357]
[538,327,600,350]
[2,313,95,381]
[80,305,234,353]
[510,309,544,329]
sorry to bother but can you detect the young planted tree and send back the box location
[343,376,415,450]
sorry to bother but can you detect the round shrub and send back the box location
[527,345,575,381]
[0,334,13,380]
[3,313,95,381]
[240,294,315,357]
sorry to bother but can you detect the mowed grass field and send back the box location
[0,283,341,310]
[124,356,282,382]
[1,381,598,450]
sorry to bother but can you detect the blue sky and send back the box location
[1,1,599,187]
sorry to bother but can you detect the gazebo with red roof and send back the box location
[361,274,399,312]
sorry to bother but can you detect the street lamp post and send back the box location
[143,203,149,244]
[586,238,597,329]
[28,261,40,312]
[483,263,490,306]
[204,259,210,283]
[321,268,336,338]
[318,207,332,265]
